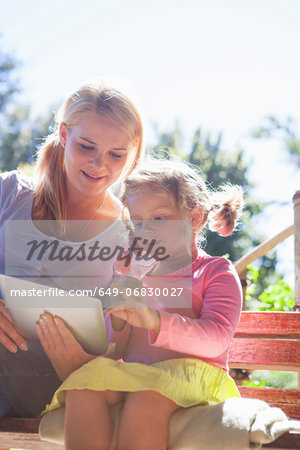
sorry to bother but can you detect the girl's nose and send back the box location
[135,221,155,239]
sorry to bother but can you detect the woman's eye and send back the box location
[80,144,94,151]
[154,216,166,221]
[110,152,123,159]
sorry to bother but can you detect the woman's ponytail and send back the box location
[33,135,67,221]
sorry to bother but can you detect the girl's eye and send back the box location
[110,152,123,159]
[134,221,143,228]
[80,144,94,151]
[154,215,166,221]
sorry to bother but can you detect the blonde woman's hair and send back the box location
[33,79,143,220]
[120,159,244,238]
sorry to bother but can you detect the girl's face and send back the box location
[127,190,192,263]
[60,112,138,202]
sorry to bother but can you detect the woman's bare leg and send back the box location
[116,391,180,450]
[64,389,125,450]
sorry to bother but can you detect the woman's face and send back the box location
[60,112,137,201]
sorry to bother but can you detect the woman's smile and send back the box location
[81,170,106,182]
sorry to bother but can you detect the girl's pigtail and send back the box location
[208,185,244,237]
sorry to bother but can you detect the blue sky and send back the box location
[1,0,299,283]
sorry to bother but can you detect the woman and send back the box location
[0,79,144,417]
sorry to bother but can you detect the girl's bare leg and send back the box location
[64,389,125,450]
[116,391,180,450]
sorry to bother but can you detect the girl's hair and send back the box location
[33,79,143,220]
[120,159,244,238]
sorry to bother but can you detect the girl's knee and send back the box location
[66,389,106,410]
[126,391,179,416]
[66,388,125,408]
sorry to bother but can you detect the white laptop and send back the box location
[0,274,108,355]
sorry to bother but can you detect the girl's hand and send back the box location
[108,276,144,332]
[0,299,28,352]
[36,312,106,381]
[105,293,161,335]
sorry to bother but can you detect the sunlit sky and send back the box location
[1,0,300,283]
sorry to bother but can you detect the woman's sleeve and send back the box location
[148,258,242,358]
[104,314,132,359]
[0,171,18,223]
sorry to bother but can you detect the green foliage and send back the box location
[149,121,186,160]
[0,104,55,171]
[0,41,55,171]
[0,104,32,170]
[0,42,26,171]
[243,370,298,389]
[0,44,20,113]
[252,115,300,167]
[246,264,294,311]
[258,280,295,311]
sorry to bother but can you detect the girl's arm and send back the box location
[104,313,132,359]
[104,274,145,358]
[148,258,242,359]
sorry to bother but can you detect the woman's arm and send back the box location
[36,313,115,381]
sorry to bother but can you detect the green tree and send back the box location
[0,105,55,171]
[0,45,19,113]
[0,44,25,171]
[0,104,32,170]
[252,115,300,167]
[0,41,55,171]
[149,121,185,160]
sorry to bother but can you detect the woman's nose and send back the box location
[90,151,104,167]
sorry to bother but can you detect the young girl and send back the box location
[0,78,143,417]
[37,159,244,450]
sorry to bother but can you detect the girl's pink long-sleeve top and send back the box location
[106,251,242,371]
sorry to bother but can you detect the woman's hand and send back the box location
[0,299,28,352]
[36,313,97,381]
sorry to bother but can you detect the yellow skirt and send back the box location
[43,357,240,414]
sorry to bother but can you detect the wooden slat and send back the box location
[229,339,300,371]
[0,424,297,450]
[262,431,300,448]
[238,386,300,419]
[235,312,300,339]
[0,418,63,449]
[0,417,40,433]
[0,431,63,449]
[238,386,300,405]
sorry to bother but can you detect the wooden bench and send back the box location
[229,310,300,449]
[1,310,299,449]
